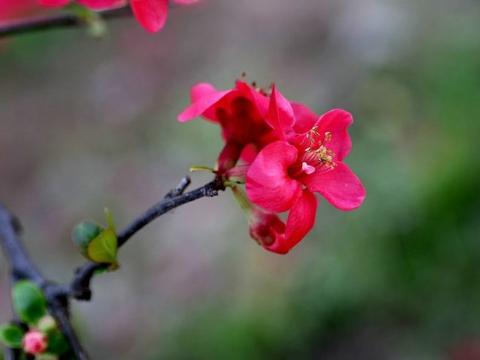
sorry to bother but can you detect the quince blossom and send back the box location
[0,0,42,21]
[245,89,366,253]
[39,0,197,33]
[178,81,274,173]
[179,81,366,254]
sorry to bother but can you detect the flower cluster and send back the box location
[178,80,366,254]
[0,0,42,22]
[39,0,198,33]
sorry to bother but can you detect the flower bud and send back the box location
[72,221,103,255]
[249,208,285,247]
[37,315,56,333]
[23,330,47,355]
[216,141,242,174]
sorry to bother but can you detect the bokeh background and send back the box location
[1,0,480,359]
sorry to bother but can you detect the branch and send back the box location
[70,175,224,300]
[0,205,89,360]
[0,5,132,39]
[0,210,44,284]
[0,175,224,358]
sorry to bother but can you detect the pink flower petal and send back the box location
[190,82,217,102]
[130,0,169,33]
[235,80,269,118]
[266,190,317,254]
[216,140,242,173]
[265,86,295,139]
[316,109,353,161]
[39,0,69,6]
[178,86,231,122]
[291,102,318,134]
[239,143,258,164]
[246,141,302,212]
[303,162,366,211]
[249,208,285,249]
[301,162,316,175]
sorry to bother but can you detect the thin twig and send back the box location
[0,6,132,39]
[70,176,224,300]
[0,176,224,358]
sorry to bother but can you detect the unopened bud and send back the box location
[72,221,103,254]
[249,208,284,247]
[23,330,47,355]
[37,315,56,333]
[216,141,242,174]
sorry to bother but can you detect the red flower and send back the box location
[22,330,48,355]
[38,0,197,33]
[179,81,365,254]
[245,87,366,253]
[0,0,43,21]
[130,0,198,33]
[178,81,274,173]
[248,194,317,254]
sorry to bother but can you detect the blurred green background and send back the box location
[1,0,480,359]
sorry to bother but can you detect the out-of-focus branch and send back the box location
[0,205,89,360]
[0,175,225,358]
[70,175,224,300]
[0,5,132,39]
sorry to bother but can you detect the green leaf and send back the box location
[67,3,107,38]
[0,324,24,348]
[46,329,69,355]
[72,221,103,255]
[12,281,47,324]
[86,228,118,266]
[104,208,115,231]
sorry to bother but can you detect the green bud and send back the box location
[86,228,118,269]
[37,315,56,333]
[72,221,103,255]
[72,210,119,269]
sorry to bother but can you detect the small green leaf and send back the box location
[189,165,215,172]
[104,208,115,231]
[67,3,107,38]
[72,221,103,255]
[86,228,118,266]
[12,281,47,324]
[37,315,57,333]
[46,329,69,355]
[0,324,24,348]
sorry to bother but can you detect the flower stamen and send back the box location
[301,128,336,171]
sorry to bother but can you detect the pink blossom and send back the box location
[245,87,366,253]
[23,330,48,355]
[0,0,43,21]
[179,81,366,254]
[178,81,274,173]
[248,193,317,254]
[38,0,197,33]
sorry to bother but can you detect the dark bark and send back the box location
[0,176,224,359]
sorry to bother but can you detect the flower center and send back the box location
[289,128,336,178]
